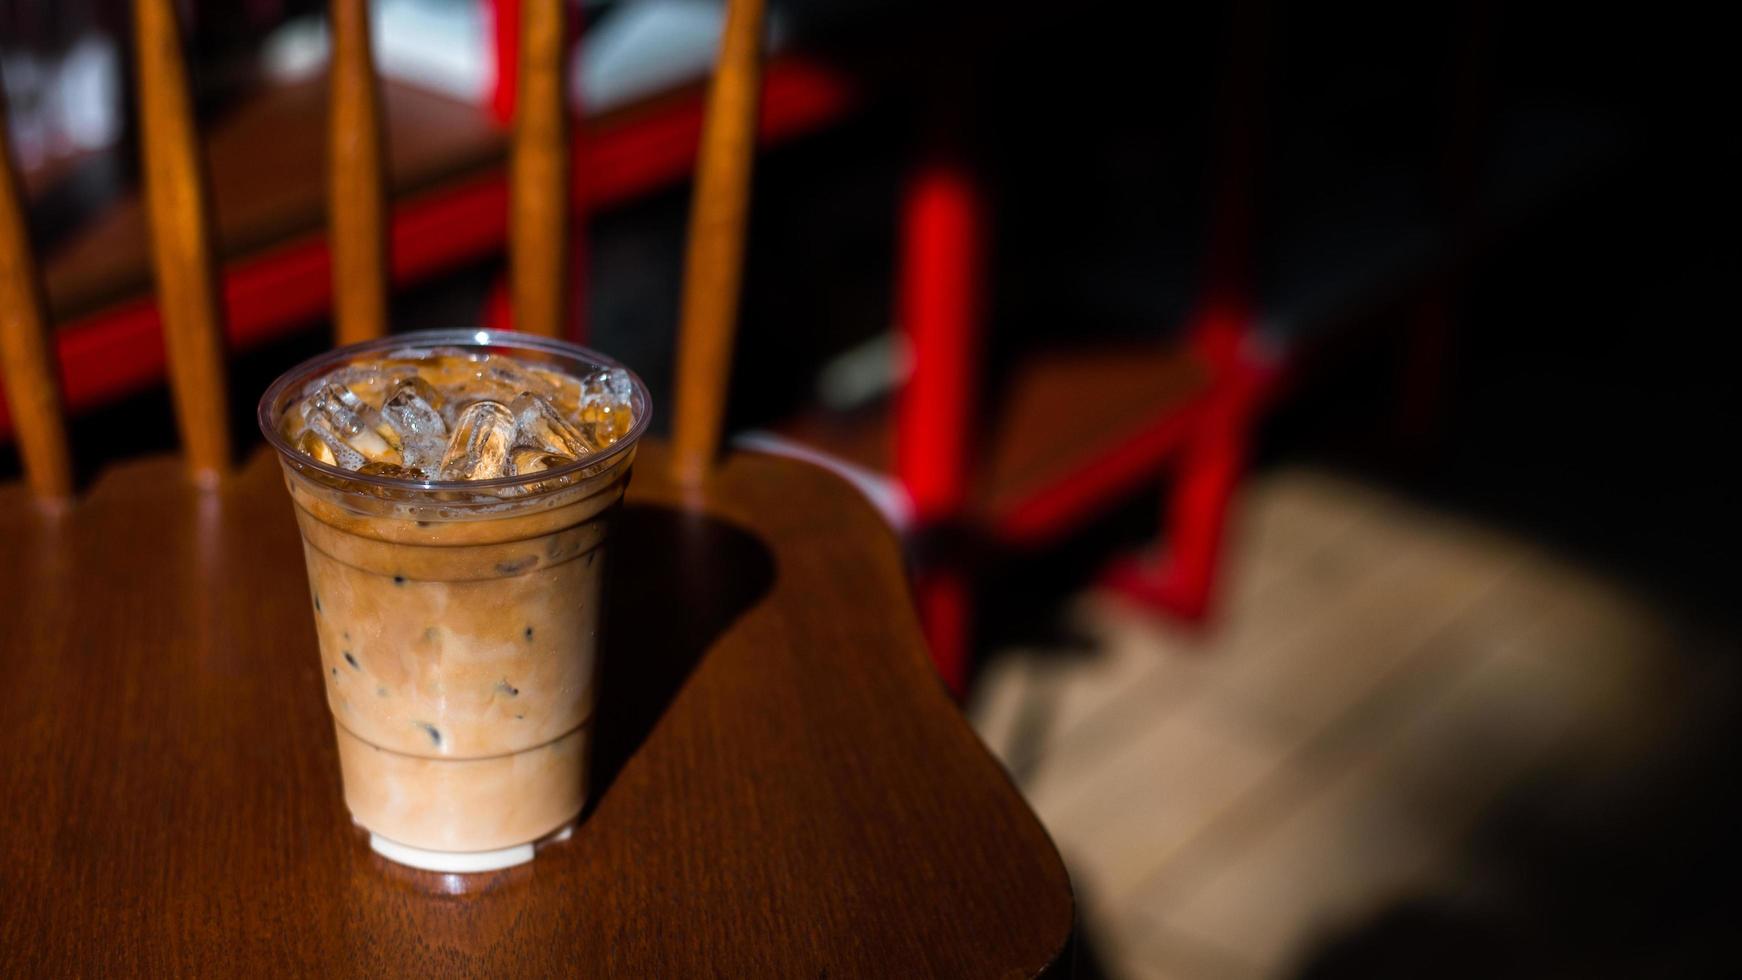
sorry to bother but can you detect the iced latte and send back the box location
[258,330,649,872]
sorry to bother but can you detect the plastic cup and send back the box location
[258,329,650,872]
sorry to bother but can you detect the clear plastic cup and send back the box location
[258,330,651,872]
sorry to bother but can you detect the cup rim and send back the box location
[256,328,652,495]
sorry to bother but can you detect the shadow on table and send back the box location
[587,503,775,812]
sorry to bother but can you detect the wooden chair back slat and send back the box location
[133,0,231,482]
[0,96,75,500]
[329,0,390,344]
[6,0,770,496]
[509,0,570,339]
[670,0,765,485]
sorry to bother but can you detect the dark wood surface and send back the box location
[0,441,1074,976]
[974,342,1209,520]
[775,341,1212,521]
[40,75,503,324]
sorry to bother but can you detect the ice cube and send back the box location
[394,375,446,411]
[304,383,368,435]
[529,366,582,410]
[301,414,367,471]
[387,346,470,362]
[358,461,427,481]
[576,367,634,445]
[295,429,334,466]
[459,357,555,406]
[578,404,630,446]
[350,427,393,461]
[510,446,573,476]
[303,363,415,398]
[440,396,480,431]
[438,400,515,481]
[510,391,595,457]
[579,366,634,404]
[305,382,393,460]
[379,378,449,473]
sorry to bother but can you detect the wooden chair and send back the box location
[774,9,1280,693]
[0,1,1073,974]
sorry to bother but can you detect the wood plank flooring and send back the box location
[968,466,1700,979]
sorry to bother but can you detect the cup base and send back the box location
[368,823,575,873]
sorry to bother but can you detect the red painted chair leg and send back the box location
[487,0,519,127]
[1104,0,1271,622]
[1101,405,1247,621]
[1101,310,1273,622]
[895,161,983,525]
[894,160,985,690]
[914,568,972,699]
[484,272,515,332]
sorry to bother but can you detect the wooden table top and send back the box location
[0,442,1072,976]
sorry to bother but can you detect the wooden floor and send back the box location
[969,466,1709,979]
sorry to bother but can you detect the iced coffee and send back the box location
[258,330,648,872]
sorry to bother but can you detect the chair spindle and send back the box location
[510,0,570,339]
[133,0,232,481]
[670,0,766,485]
[0,96,74,500]
[329,0,390,345]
